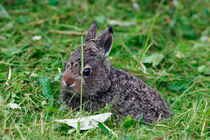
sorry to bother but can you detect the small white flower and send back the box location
[8,102,21,109]
[132,2,140,11]
[32,35,42,41]
[108,19,136,27]
[173,0,178,7]
[200,36,208,42]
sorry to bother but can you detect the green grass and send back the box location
[0,0,209,139]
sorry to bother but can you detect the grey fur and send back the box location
[61,23,170,123]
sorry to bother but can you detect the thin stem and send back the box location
[80,36,84,114]
[138,15,156,67]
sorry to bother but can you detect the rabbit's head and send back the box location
[61,22,113,97]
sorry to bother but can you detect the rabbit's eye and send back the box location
[83,68,91,76]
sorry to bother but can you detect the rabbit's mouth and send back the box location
[62,79,84,95]
[62,79,73,90]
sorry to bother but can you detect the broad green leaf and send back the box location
[143,53,164,66]
[123,115,137,128]
[45,106,58,112]
[38,74,53,101]
[48,0,58,5]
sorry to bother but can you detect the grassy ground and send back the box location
[0,0,209,139]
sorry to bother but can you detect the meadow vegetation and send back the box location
[0,0,209,139]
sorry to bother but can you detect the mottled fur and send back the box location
[61,23,170,123]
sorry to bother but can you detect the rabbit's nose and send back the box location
[63,74,76,87]
[63,80,76,88]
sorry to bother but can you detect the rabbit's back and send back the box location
[107,67,170,123]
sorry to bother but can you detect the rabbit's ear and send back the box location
[85,22,97,42]
[96,27,113,57]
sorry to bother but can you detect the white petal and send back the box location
[55,113,112,130]
[107,19,136,27]
[8,102,21,109]
[32,36,42,41]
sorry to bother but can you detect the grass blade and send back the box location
[80,36,84,113]
[98,122,118,138]
[138,15,157,68]
[98,122,109,134]
[0,4,10,18]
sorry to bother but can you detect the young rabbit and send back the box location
[61,22,170,123]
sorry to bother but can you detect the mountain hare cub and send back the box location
[61,22,170,123]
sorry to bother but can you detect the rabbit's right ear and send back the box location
[96,27,113,57]
[85,22,97,42]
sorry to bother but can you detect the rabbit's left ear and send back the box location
[96,27,113,57]
[85,22,97,42]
